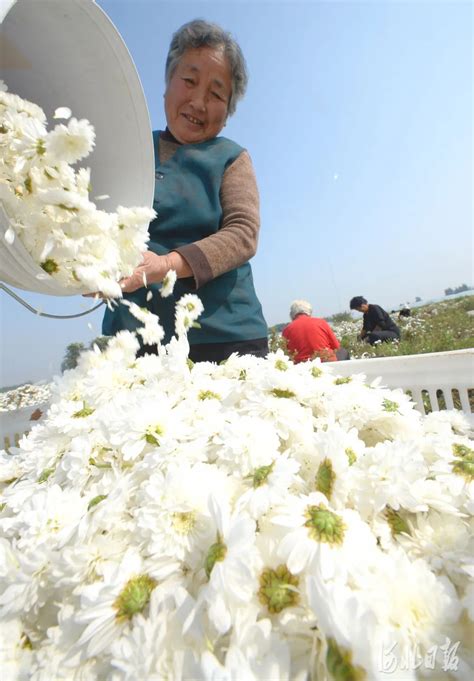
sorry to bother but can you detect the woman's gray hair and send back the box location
[290,300,313,320]
[165,19,248,116]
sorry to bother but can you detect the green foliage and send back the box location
[60,342,86,373]
[268,326,292,356]
[61,336,110,373]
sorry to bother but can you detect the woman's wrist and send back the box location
[163,251,193,279]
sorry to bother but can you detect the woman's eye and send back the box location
[211,92,223,100]
[183,78,194,85]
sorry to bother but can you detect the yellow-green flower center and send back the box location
[452,443,473,459]
[270,388,296,399]
[382,398,399,413]
[275,359,288,371]
[334,377,351,385]
[315,458,336,499]
[72,403,95,418]
[198,390,221,401]
[385,506,410,536]
[304,504,346,544]
[345,448,357,466]
[145,424,164,446]
[205,536,227,579]
[21,633,33,650]
[311,366,322,378]
[172,511,196,535]
[113,574,157,622]
[252,463,274,488]
[451,458,474,481]
[258,564,300,613]
[326,638,366,681]
[41,258,59,274]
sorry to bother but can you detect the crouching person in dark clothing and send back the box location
[349,296,400,345]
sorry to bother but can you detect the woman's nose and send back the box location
[190,88,206,111]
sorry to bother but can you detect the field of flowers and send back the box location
[1,296,473,680]
[334,296,474,360]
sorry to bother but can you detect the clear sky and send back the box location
[1,0,472,386]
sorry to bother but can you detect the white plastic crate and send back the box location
[333,348,474,424]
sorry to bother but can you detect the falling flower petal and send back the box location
[53,106,72,120]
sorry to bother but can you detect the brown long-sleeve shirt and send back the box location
[158,133,260,290]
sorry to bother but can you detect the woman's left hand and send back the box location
[119,251,172,293]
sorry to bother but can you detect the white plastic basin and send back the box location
[0,0,154,295]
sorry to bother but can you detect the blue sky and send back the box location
[1,0,472,386]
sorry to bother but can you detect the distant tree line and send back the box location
[444,284,473,296]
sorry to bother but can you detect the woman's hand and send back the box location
[119,251,171,293]
[119,250,193,293]
[83,251,192,297]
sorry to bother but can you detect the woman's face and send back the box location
[164,46,232,144]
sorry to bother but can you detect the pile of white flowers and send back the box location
[0,83,154,296]
[1,295,473,681]
[0,383,51,412]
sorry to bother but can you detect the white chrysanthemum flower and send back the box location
[189,495,259,635]
[9,112,47,160]
[1,484,87,551]
[160,269,177,298]
[109,586,192,680]
[210,413,281,476]
[134,464,233,568]
[349,440,431,519]
[236,453,301,519]
[296,425,362,508]
[272,492,378,580]
[175,294,204,336]
[306,576,388,681]
[423,409,472,437]
[73,550,165,657]
[397,510,473,582]
[200,606,292,681]
[45,117,95,163]
[368,549,462,655]
[103,391,178,462]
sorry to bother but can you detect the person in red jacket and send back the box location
[282,299,341,363]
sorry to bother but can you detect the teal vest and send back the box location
[103,132,267,345]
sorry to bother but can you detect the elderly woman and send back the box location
[282,299,342,363]
[102,20,268,363]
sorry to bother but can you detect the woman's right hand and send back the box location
[119,250,193,293]
[118,251,171,293]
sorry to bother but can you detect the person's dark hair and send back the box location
[349,296,367,310]
[165,19,248,117]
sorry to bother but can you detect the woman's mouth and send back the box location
[182,113,204,126]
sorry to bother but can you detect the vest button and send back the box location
[155,171,164,180]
